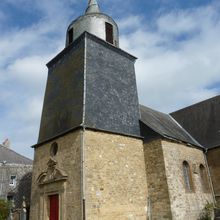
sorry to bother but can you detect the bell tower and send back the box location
[30,1,148,219]
[66,0,119,47]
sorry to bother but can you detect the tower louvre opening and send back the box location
[105,22,113,44]
[68,28,74,45]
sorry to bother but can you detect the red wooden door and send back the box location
[49,194,59,220]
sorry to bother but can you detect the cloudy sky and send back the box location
[0,0,220,159]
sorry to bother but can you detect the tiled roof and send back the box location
[171,95,220,149]
[140,105,202,147]
[0,145,32,165]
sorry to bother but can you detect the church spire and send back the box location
[85,0,100,14]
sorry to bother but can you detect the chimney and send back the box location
[2,138,10,148]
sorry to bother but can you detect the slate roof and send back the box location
[38,32,140,144]
[0,145,32,165]
[140,105,202,147]
[171,95,220,149]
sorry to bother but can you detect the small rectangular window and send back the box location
[105,22,113,44]
[7,195,14,202]
[68,28,74,45]
[9,175,16,186]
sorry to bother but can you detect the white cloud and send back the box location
[1,1,220,159]
[119,3,220,112]
[8,96,43,123]
[157,11,199,35]
[118,15,143,31]
[7,56,48,86]
[0,0,76,158]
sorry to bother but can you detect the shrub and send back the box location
[214,206,220,219]
[199,202,215,220]
[0,200,10,220]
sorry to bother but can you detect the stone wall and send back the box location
[143,139,214,220]
[30,129,148,220]
[30,128,216,220]
[143,139,172,220]
[207,147,220,206]
[30,130,82,220]
[84,130,148,220]
[162,140,213,220]
[0,164,32,206]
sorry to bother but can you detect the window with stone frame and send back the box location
[199,164,210,192]
[182,161,194,192]
[9,175,17,187]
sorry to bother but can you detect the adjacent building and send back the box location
[0,141,32,219]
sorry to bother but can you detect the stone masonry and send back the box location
[143,139,213,220]
[0,164,32,205]
[143,139,172,220]
[30,130,82,220]
[84,130,148,220]
[162,140,213,219]
[30,129,148,220]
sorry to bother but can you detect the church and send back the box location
[30,1,220,219]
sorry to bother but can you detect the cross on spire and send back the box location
[85,0,100,14]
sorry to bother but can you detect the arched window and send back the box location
[182,161,194,192]
[50,142,58,157]
[199,164,209,192]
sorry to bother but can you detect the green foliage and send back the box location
[214,205,220,219]
[199,201,215,220]
[0,200,10,220]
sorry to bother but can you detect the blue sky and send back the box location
[0,0,220,159]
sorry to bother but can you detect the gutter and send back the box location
[81,35,87,220]
[80,127,86,220]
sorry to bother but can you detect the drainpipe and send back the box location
[81,34,87,220]
[0,163,3,197]
[204,148,216,205]
[81,127,86,220]
[147,197,152,220]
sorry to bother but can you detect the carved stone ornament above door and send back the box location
[37,158,68,185]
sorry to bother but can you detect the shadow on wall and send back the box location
[13,172,32,220]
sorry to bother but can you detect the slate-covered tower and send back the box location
[30,1,148,219]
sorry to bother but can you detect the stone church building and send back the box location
[30,1,220,219]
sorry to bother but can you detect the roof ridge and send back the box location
[168,114,203,148]
[171,95,220,114]
[140,104,202,148]
[140,104,169,116]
